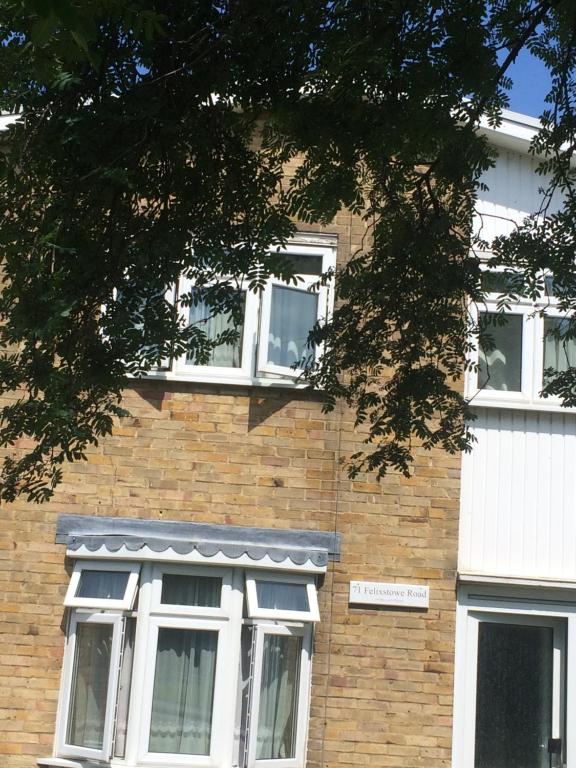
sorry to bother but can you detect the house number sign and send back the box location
[349,580,429,609]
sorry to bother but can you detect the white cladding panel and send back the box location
[460,408,576,580]
[474,148,562,245]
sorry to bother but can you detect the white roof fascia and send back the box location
[477,108,541,154]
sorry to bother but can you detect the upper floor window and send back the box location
[148,237,337,387]
[467,270,576,410]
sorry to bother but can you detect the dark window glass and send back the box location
[475,622,555,768]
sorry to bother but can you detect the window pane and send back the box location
[267,286,318,368]
[256,581,309,612]
[475,623,554,768]
[543,317,576,385]
[481,272,525,296]
[186,292,244,368]
[161,574,222,608]
[256,634,301,760]
[149,628,218,755]
[478,312,523,391]
[282,253,324,276]
[75,570,129,600]
[67,623,113,750]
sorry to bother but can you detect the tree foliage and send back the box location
[0,0,575,501]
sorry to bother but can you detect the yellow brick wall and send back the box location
[0,218,460,767]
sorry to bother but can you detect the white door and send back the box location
[467,612,566,768]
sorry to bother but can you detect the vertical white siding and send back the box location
[474,149,562,245]
[459,408,576,580]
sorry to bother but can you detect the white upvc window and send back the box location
[174,278,259,381]
[247,624,313,768]
[51,561,319,768]
[245,572,320,623]
[139,615,233,766]
[64,561,140,610]
[467,269,576,410]
[56,612,124,761]
[145,238,336,387]
[256,244,332,379]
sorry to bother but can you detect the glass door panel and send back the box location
[474,621,562,768]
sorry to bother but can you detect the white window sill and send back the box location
[468,391,576,414]
[37,759,85,768]
[128,370,312,390]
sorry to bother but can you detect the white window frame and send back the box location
[64,560,140,610]
[247,623,313,768]
[245,572,320,623]
[256,244,335,379]
[173,276,260,381]
[467,271,576,411]
[452,585,576,768]
[138,615,235,768]
[150,564,233,618]
[142,238,336,387]
[56,611,124,762]
[52,561,317,768]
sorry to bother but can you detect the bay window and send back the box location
[48,561,319,768]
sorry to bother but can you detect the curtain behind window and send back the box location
[67,623,113,749]
[256,634,301,759]
[267,287,317,368]
[149,628,218,755]
[543,318,576,385]
[187,294,244,368]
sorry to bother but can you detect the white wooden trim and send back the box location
[64,561,140,610]
[459,572,576,591]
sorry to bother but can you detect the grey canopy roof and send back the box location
[56,514,340,569]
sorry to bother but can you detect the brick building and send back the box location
[0,140,460,768]
[3,108,571,768]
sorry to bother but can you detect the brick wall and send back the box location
[0,218,460,767]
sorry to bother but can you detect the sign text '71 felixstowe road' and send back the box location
[349,581,430,609]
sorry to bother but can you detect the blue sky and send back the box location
[505,48,552,118]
